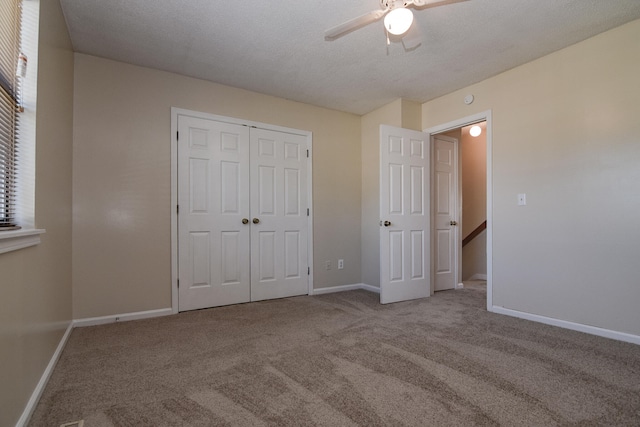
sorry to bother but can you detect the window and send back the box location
[0,0,42,253]
[0,0,22,230]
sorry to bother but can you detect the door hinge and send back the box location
[307,208,309,216]
[306,149,309,158]
[176,131,179,141]
[308,267,310,275]
[177,279,180,288]
[176,205,179,214]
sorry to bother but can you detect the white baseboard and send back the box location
[313,283,380,295]
[73,308,173,328]
[360,283,381,294]
[468,274,487,281]
[491,305,640,345]
[16,321,73,427]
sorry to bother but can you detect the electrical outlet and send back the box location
[338,259,344,269]
[325,260,331,270]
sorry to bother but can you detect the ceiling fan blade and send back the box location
[410,0,469,10]
[324,9,387,41]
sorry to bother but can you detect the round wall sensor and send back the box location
[464,95,474,105]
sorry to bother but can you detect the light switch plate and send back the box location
[517,194,526,206]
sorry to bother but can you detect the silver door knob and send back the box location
[384,221,391,227]
[450,220,458,226]
[242,218,249,224]
[253,218,260,224]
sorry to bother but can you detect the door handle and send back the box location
[450,220,458,226]
[384,221,391,227]
[242,218,249,225]
[252,218,260,224]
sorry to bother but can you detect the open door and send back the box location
[432,133,459,291]
[380,125,430,304]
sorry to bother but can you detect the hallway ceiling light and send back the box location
[384,7,414,35]
[470,125,482,137]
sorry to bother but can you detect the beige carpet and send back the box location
[30,284,640,426]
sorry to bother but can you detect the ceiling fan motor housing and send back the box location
[381,0,414,9]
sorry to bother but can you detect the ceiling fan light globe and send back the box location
[384,8,414,36]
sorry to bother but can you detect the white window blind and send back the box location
[0,0,22,229]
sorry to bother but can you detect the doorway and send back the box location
[425,111,493,311]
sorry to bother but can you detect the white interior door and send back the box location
[178,115,251,311]
[380,125,430,304]
[250,128,308,301]
[433,134,459,291]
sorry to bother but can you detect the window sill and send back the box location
[0,229,46,254]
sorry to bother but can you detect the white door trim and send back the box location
[171,107,314,313]
[424,110,493,312]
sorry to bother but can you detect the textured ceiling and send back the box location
[60,0,640,115]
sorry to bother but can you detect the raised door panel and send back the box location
[284,168,300,216]
[389,163,404,215]
[189,231,211,288]
[221,231,241,285]
[410,166,424,215]
[189,159,209,214]
[258,165,276,215]
[220,161,240,214]
[284,231,300,278]
[258,231,276,282]
[411,230,424,279]
[389,231,404,282]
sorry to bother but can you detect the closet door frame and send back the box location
[170,107,314,314]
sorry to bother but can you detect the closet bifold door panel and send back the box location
[177,115,309,311]
[250,128,308,302]
[178,116,251,311]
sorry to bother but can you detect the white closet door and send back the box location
[178,115,251,311]
[250,128,308,301]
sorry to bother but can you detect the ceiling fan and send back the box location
[324,0,459,41]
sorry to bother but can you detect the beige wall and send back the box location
[72,54,361,318]
[422,19,640,335]
[400,99,422,131]
[0,0,74,425]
